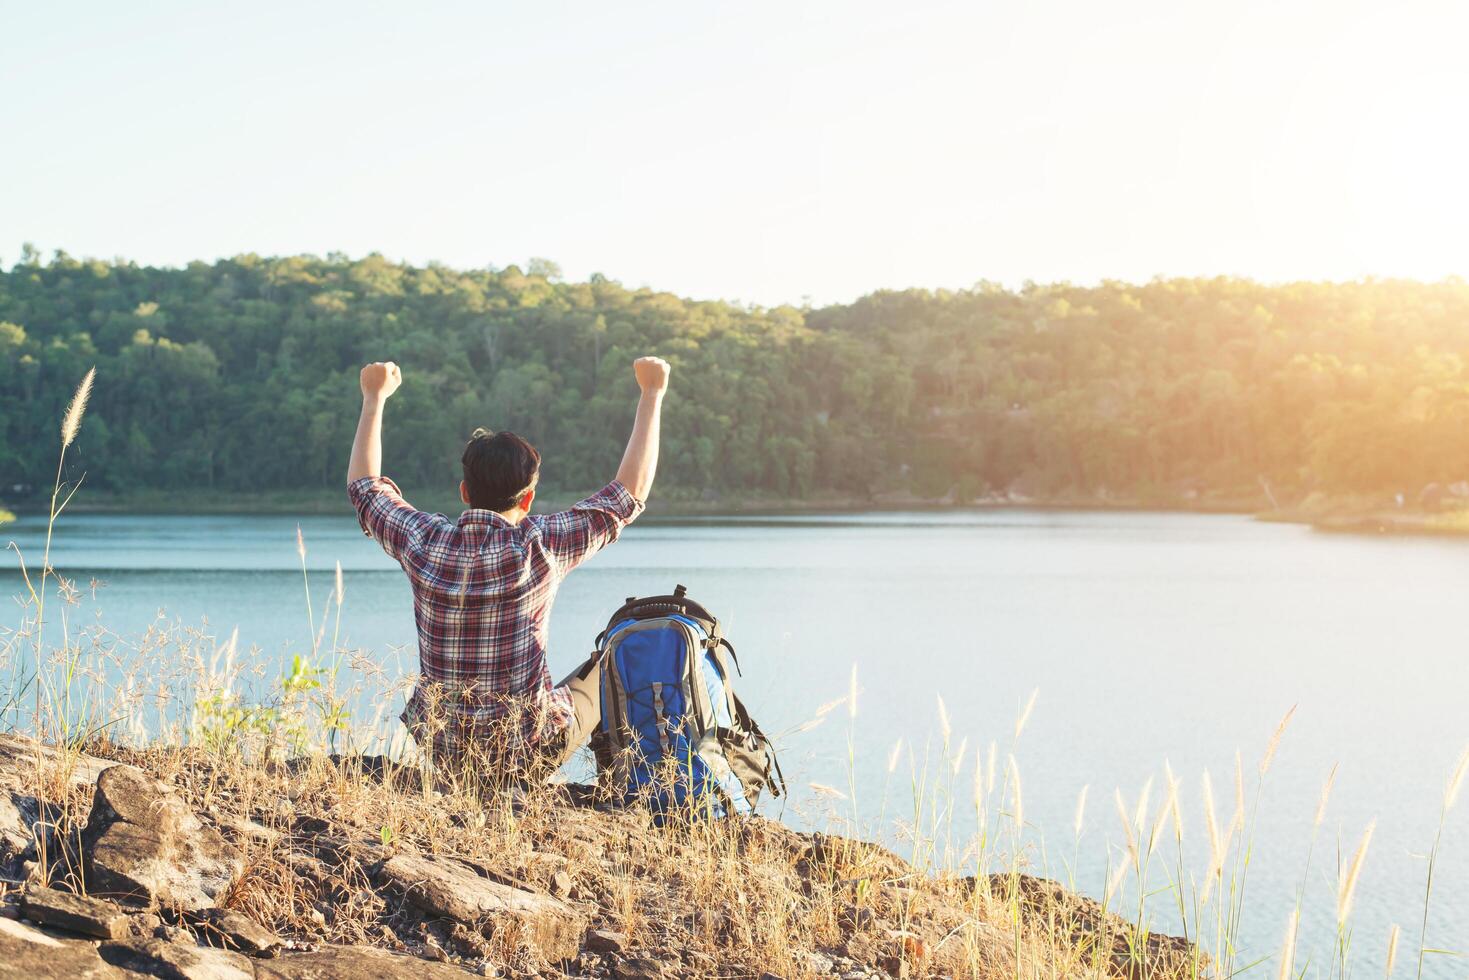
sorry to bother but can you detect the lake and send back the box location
[3,508,1467,975]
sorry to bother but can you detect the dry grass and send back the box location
[3,725,1198,978]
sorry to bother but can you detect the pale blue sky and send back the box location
[3,1,1466,305]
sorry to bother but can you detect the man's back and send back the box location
[349,475,642,747]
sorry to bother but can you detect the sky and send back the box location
[3,0,1468,307]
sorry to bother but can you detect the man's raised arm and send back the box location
[615,356,669,501]
[347,361,402,483]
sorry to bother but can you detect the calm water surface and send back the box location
[4,509,1467,974]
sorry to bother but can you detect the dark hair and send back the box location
[461,428,540,511]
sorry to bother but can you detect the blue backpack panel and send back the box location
[596,585,783,819]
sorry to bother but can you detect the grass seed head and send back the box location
[1015,687,1038,742]
[1276,909,1299,980]
[1336,819,1376,925]
[1133,775,1154,834]
[1104,859,1129,906]
[1165,763,1184,841]
[1445,745,1469,813]
[1384,923,1400,977]
[1115,788,1139,868]
[1007,754,1023,834]
[1314,763,1339,829]
[1202,770,1223,875]
[61,366,96,448]
[1232,750,1246,829]
[1260,704,1296,776]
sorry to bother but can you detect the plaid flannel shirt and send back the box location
[348,475,643,757]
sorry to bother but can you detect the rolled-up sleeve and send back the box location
[535,480,645,573]
[347,475,436,563]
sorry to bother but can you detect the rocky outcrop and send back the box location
[0,791,32,880]
[0,734,1199,978]
[376,851,585,963]
[98,936,256,979]
[0,733,112,881]
[20,885,130,940]
[191,907,283,957]
[252,945,482,979]
[80,765,242,911]
[0,916,121,979]
[0,915,498,980]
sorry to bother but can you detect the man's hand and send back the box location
[360,361,402,401]
[617,357,669,500]
[633,356,670,395]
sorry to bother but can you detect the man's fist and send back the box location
[360,361,402,400]
[634,356,670,394]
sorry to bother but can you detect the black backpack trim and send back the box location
[594,583,716,647]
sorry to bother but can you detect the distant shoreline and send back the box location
[9,486,1261,519]
[12,487,1469,538]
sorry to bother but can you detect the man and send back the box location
[346,355,670,778]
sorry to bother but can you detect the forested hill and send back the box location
[4,250,1469,509]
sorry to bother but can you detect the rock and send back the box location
[612,958,666,980]
[839,903,875,932]
[585,927,627,954]
[19,886,130,939]
[283,852,329,886]
[216,815,280,846]
[797,950,836,975]
[692,908,721,937]
[192,907,281,957]
[0,792,33,876]
[927,920,1013,976]
[0,734,111,785]
[447,920,492,958]
[377,852,584,963]
[889,929,925,958]
[758,973,787,980]
[80,765,241,911]
[253,945,477,978]
[0,736,115,879]
[98,937,254,979]
[128,912,163,937]
[0,916,121,978]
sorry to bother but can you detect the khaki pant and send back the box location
[546,652,605,769]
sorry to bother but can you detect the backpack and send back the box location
[593,584,784,818]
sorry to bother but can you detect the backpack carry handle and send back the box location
[598,585,718,645]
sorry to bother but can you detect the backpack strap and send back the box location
[708,636,741,676]
[728,689,786,799]
[574,650,601,681]
[768,744,786,799]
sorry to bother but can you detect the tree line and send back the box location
[4,247,1469,508]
